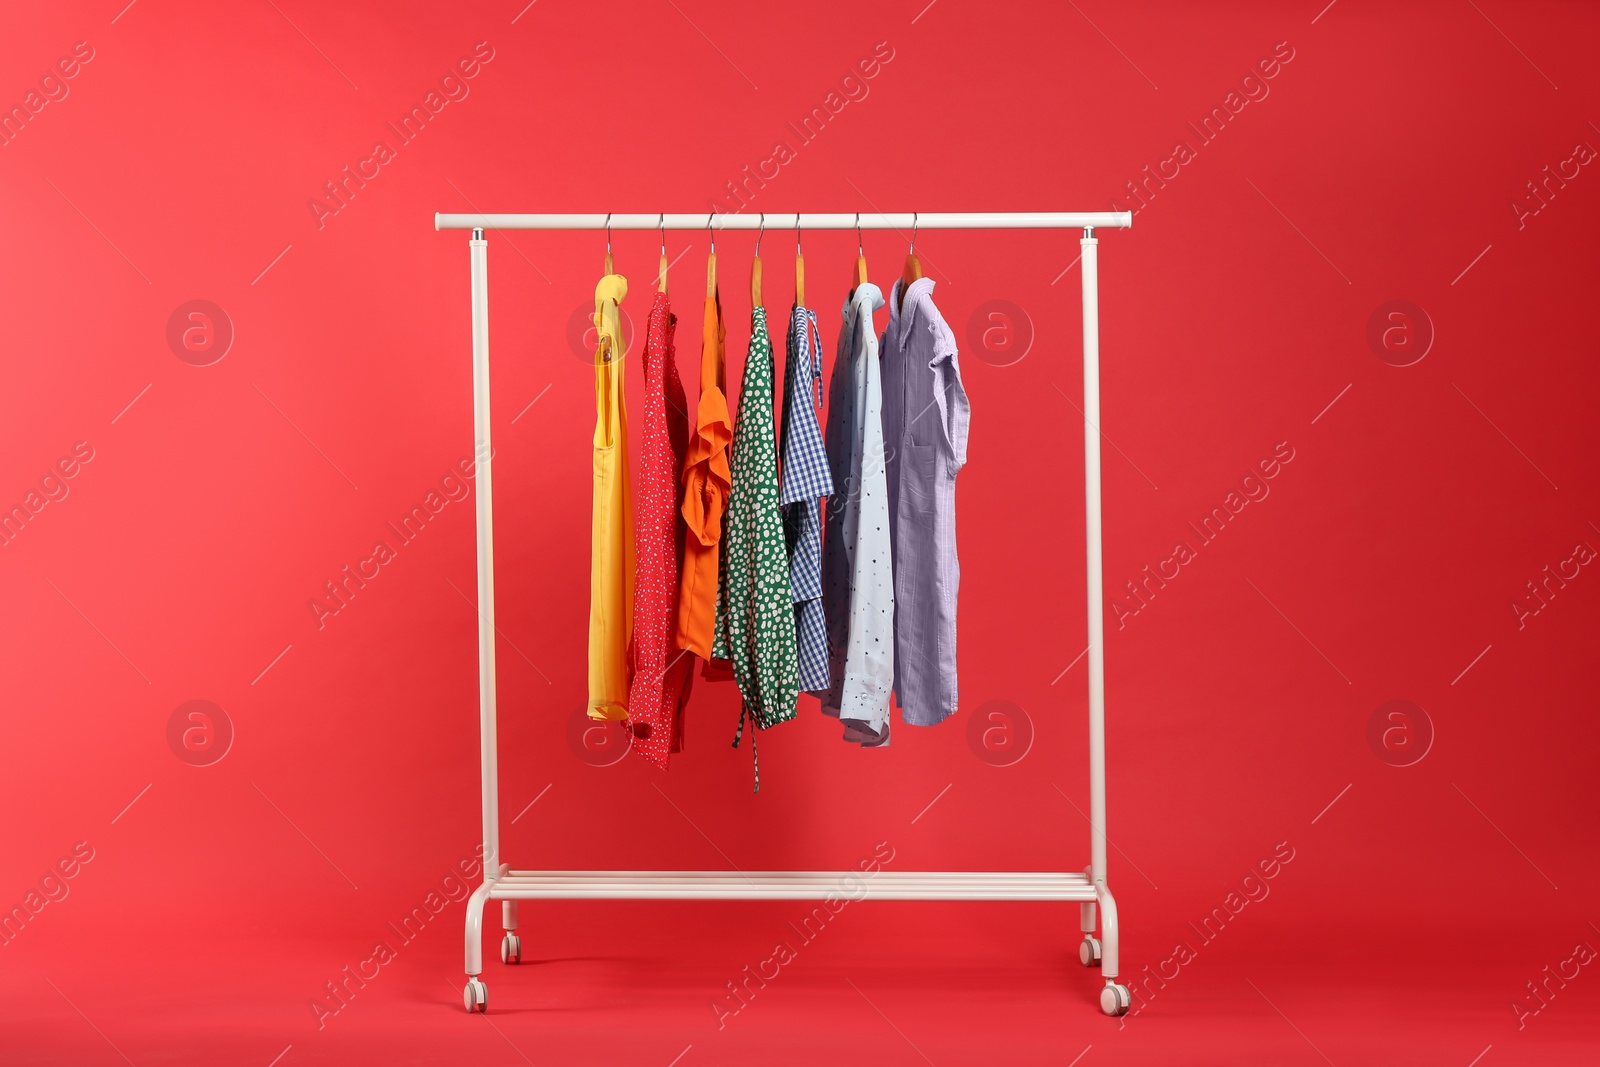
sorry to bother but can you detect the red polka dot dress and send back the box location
[627,290,694,767]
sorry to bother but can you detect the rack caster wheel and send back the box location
[1099,983,1131,1017]
[1078,937,1102,967]
[501,933,522,964]
[463,977,488,1013]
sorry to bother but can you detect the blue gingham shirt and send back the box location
[780,304,834,692]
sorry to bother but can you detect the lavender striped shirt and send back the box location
[880,277,970,726]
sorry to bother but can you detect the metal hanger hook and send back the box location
[708,213,716,255]
[796,213,802,255]
[755,213,764,256]
[604,213,612,256]
[856,213,863,256]
[910,212,918,254]
[659,213,667,256]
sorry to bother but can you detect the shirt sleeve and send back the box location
[928,322,970,473]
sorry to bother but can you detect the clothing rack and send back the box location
[433,209,1137,1017]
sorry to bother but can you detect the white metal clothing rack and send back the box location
[434,209,1136,1017]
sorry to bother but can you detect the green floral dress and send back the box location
[712,306,799,789]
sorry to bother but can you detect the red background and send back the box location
[2,1,1597,1064]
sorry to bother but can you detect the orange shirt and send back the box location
[676,291,732,659]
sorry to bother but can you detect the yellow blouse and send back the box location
[588,274,634,721]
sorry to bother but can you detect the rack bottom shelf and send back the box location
[483,869,1097,901]
[464,867,1127,1015]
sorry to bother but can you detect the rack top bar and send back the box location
[434,211,1131,232]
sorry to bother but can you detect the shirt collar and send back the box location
[844,282,885,322]
[889,276,936,343]
[595,273,627,307]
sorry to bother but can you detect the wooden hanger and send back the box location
[706,216,717,297]
[595,214,613,363]
[794,214,805,307]
[851,213,868,295]
[898,212,923,311]
[657,214,669,293]
[750,213,764,307]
